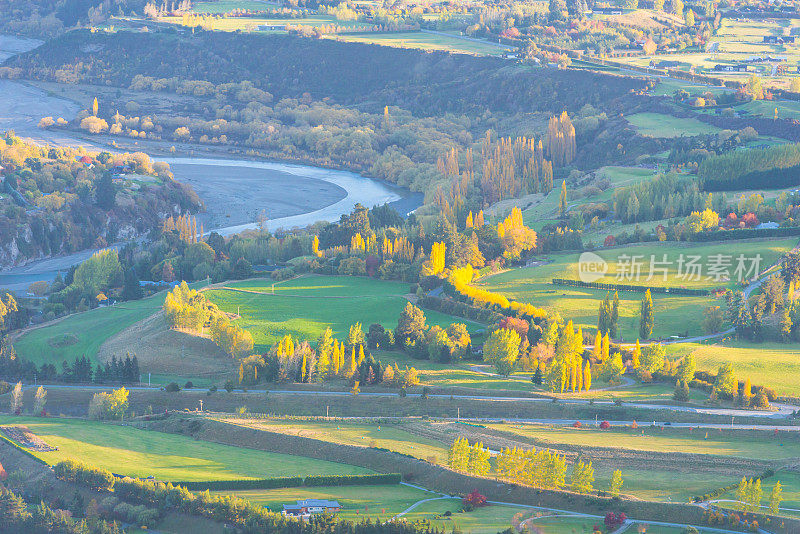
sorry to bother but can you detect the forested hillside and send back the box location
[5,30,645,116]
[0,0,149,36]
[0,133,200,269]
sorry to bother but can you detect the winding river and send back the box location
[0,35,422,291]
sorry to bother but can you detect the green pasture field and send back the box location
[0,416,369,481]
[221,417,450,463]
[161,13,373,31]
[190,0,279,13]
[548,380,709,402]
[519,189,560,227]
[217,484,435,519]
[525,515,606,533]
[330,32,507,56]
[477,239,795,338]
[369,349,539,392]
[596,166,657,186]
[482,238,797,297]
[13,293,165,367]
[688,340,800,397]
[625,113,722,138]
[484,423,800,460]
[739,99,800,120]
[402,499,530,534]
[593,466,736,502]
[204,275,484,352]
[581,218,673,243]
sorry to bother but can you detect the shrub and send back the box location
[165,382,181,393]
[462,490,487,511]
[599,421,611,429]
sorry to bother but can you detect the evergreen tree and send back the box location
[122,268,143,300]
[639,289,654,340]
[610,291,619,337]
[673,380,689,401]
[597,293,611,334]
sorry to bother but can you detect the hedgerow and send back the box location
[551,278,709,296]
[177,473,401,491]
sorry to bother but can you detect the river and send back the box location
[0,34,422,291]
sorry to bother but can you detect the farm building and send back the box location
[713,64,748,72]
[763,35,795,44]
[282,499,341,517]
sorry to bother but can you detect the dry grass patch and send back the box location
[98,310,235,379]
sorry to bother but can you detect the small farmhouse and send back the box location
[282,499,341,518]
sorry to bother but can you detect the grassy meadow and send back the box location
[688,340,800,397]
[204,275,485,352]
[13,293,165,367]
[0,416,370,481]
[330,32,507,56]
[625,113,722,138]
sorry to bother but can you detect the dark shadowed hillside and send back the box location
[7,30,645,116]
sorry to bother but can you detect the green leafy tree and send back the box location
[609,470,623,497]
[640,343,665,374]
[396,302,427,345]
[347,322,365,348]
[735,477,748,511]
[677,354,695,383]
[714,362,737,399]
[447,437,470,471]
[769,481,782,515]
[468,442,491,476]
[483,328,521,376]
[570,460,594,493]
[559,180,567,217]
